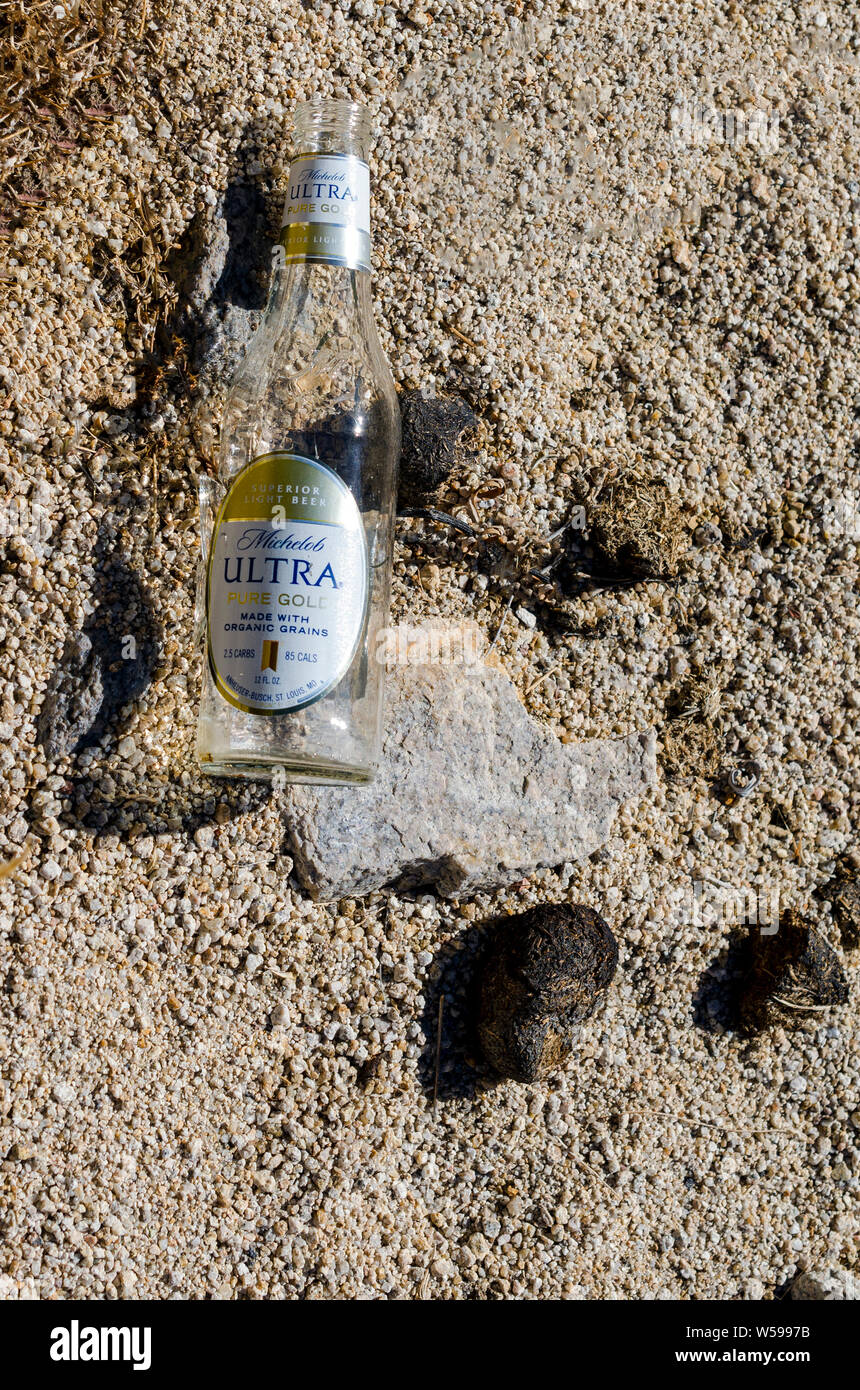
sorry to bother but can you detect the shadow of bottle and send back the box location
[164,128,281,394]
[40,517,269,838]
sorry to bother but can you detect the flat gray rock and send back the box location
[286,654,656,900]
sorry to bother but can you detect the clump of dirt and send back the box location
[477,903,618,1083]
[660,673,723,778]
[740,910,849,1033]
[397,391,477,509]
[582,476,690,582]
[820,867,860,953]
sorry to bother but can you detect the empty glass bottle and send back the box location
[197,98,400,784]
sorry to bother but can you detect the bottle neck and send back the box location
[280,146,371,275]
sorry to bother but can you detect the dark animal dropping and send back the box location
[574,477,688,583]
[740,911,848,1032]
[478,903,618,1082]
[397,391,476,509]
[821,870,860,953]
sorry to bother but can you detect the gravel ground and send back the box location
[0,1,858,1299]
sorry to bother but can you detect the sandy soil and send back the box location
[0,1,858,1298]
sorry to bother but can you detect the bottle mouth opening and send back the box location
[293,98,371,141]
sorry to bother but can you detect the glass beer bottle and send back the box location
[197,99,400,784]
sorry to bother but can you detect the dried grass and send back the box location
[1,1,196,433]
[0,1,126,231]
[661,672,723,778]
[587,474,689,581]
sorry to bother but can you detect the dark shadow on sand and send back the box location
[691,926,752,1034]
[40,519,271,838]
[416,918,504,1103]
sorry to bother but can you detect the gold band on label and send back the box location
[281,223,371,272]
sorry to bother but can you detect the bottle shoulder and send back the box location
[215,263,399,485]
[218,351,398,487]
[227,271,395,386]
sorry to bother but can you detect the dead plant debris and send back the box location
[660,672,724,778]
[581,476,690,583]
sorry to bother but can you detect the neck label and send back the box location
[281,153,371,270]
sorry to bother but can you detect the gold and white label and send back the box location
[281,153,371,270]
[206,453,368,714]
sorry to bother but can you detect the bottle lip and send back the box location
[293,98,371,140]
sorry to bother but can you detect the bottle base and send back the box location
[197,752,374,786]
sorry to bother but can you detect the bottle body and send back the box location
[196,101,399,784]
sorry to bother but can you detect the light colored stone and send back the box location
[286,653,656,900]
[791,1267,858,1300]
